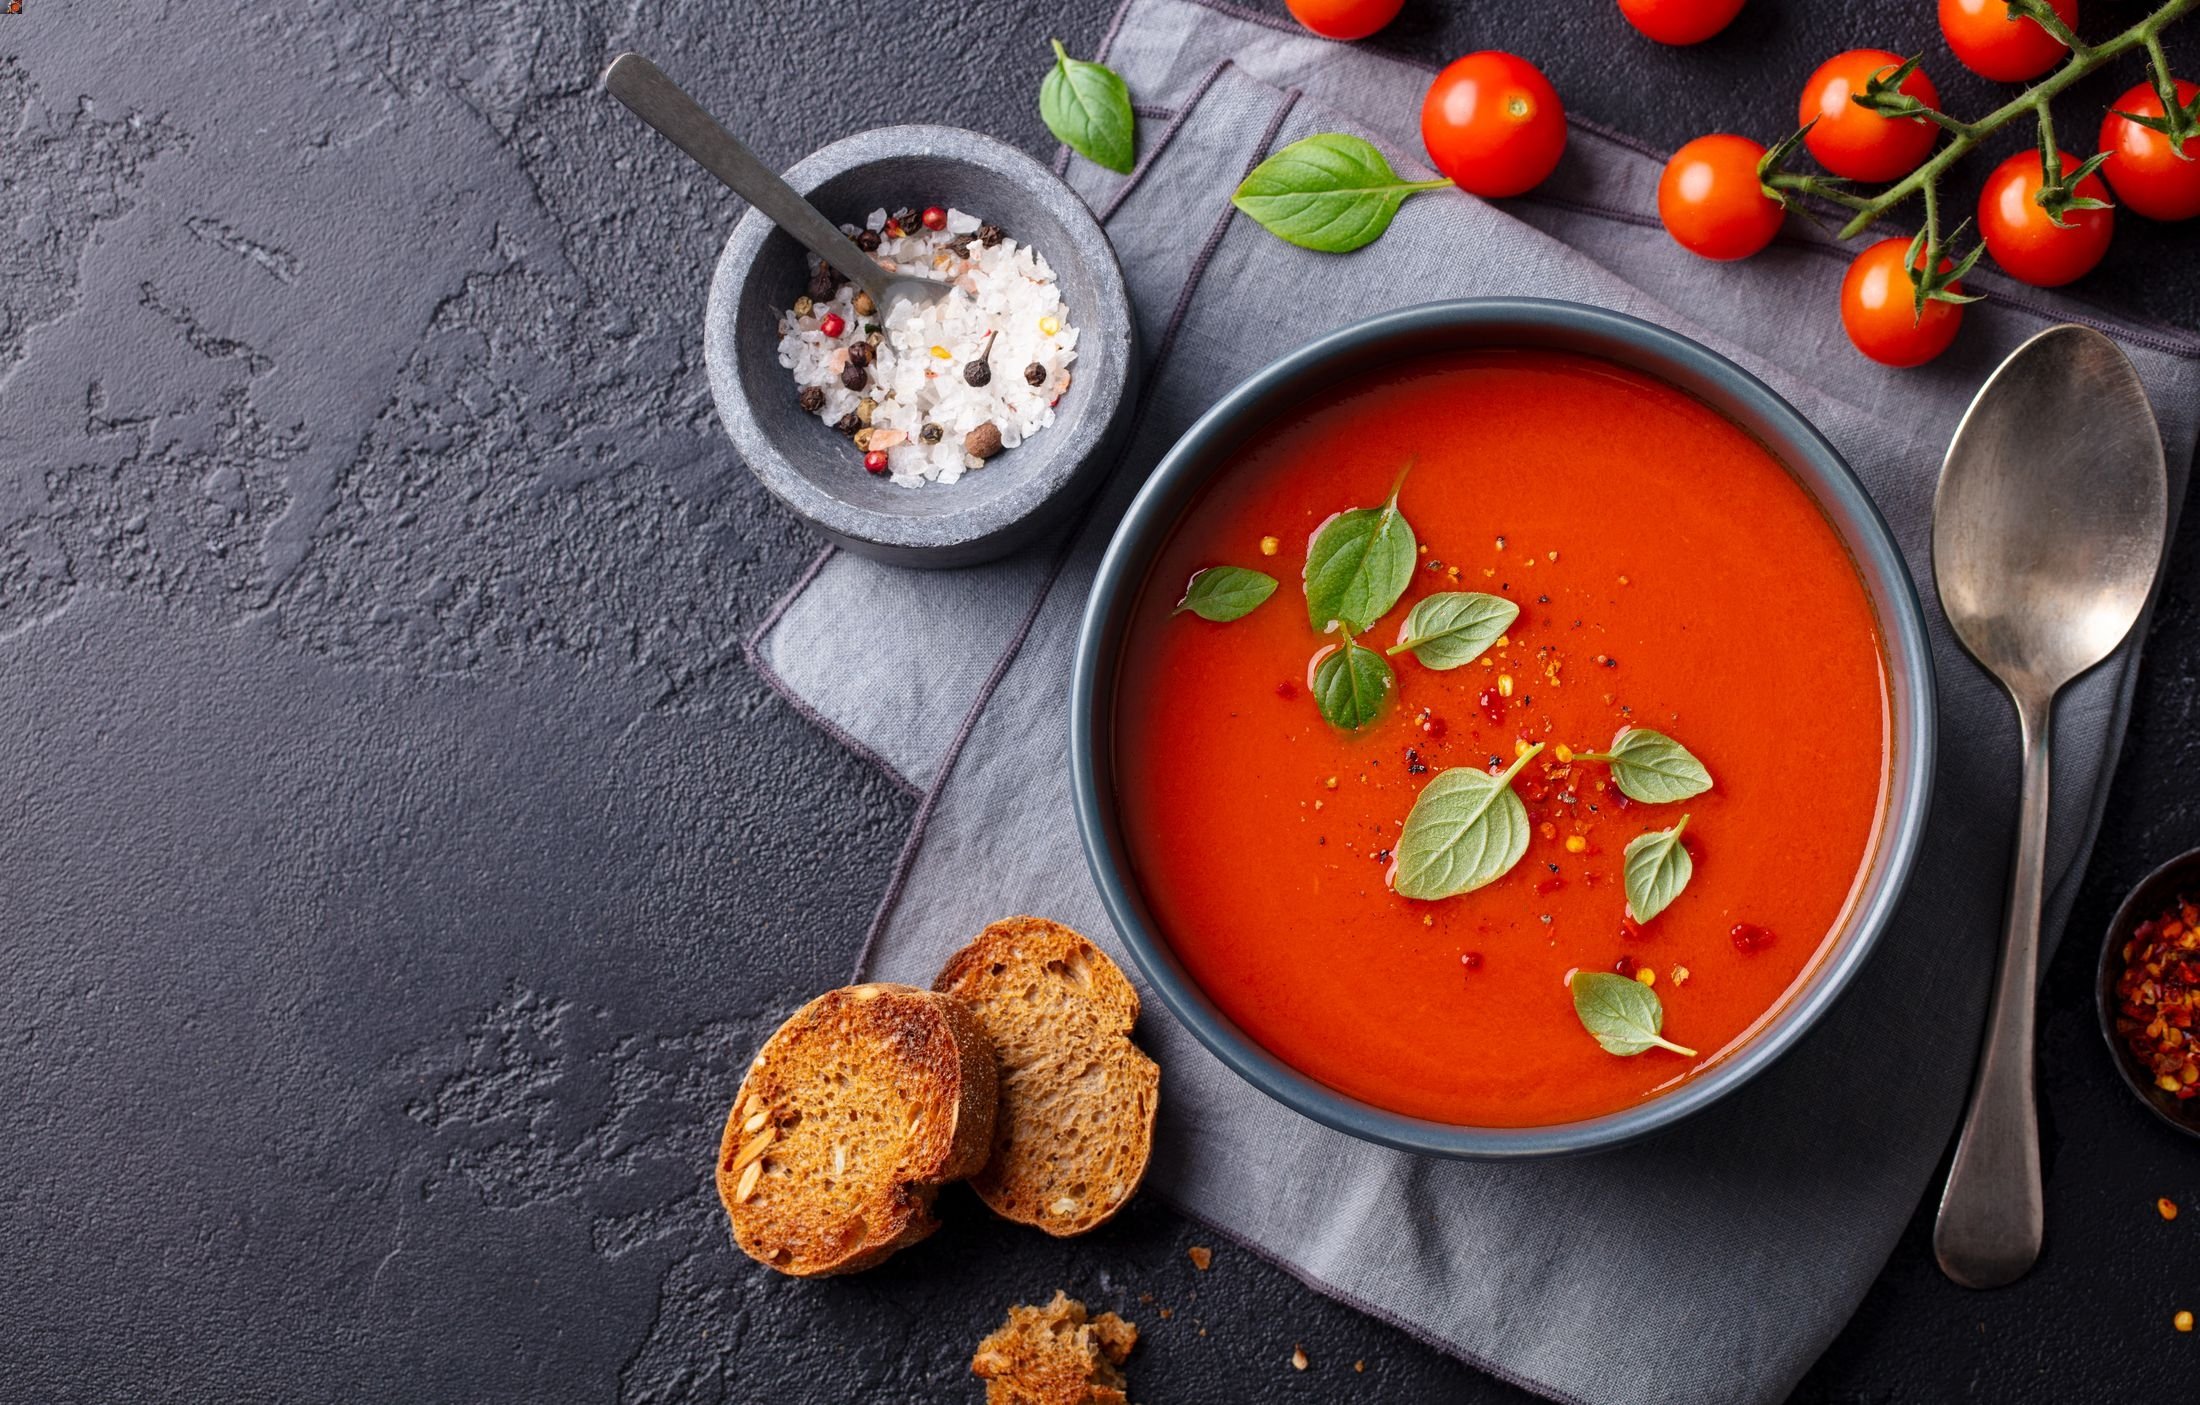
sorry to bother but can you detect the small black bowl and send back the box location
[2097,845,2200,1139]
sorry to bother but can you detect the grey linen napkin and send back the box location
[747,3,2200,1401]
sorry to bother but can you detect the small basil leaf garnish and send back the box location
[1392,743,1543,900]
[1312,634,1394,732]
[1386,591,1519,669]
[1579,727,1713,804]
[1303,461,1416,633]
[1571,971,1698,1057]
[1039,39,1136,174]
[1622,815,1693,923]
[1175,566,1278,623]
[1230,133,1451,253]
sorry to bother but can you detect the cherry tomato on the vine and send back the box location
[1658,134,1787,259]
[2101,78,2200,222]
[1842,238,1966,367]
[1285,0,1403,42]
[1421,51,1568,197]
[1798,50,1942,182]
[1939,0,2075,83]
[1617,0,1745,46]
[1977,147,2114,286]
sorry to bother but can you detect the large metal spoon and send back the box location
[1932,323,2169,1288]
[602,52,945,313]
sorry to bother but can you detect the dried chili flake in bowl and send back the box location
[2113,892,2200,1101]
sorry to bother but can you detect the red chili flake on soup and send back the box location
[2115,893,2200,1099]
[1730,923,1776,954]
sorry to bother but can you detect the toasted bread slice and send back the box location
[934,917,1160,1237]
[970,1291,1137,1405]
[717,983,996,1276]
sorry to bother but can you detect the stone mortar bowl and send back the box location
[706,125,1137,569]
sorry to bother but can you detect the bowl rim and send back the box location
[2095,844,2200,1141]
[704,123,1136,566]
[1068,297,1939,1159]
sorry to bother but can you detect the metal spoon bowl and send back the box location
[1932,323,2169,1289]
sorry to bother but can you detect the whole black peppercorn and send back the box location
[920,423,944,444]
[854,229,880,252]
[806,268,835,301]
[1023,362,1047,387]
[977,223,1004,247]
[798,386,826,415]
[832,411,859,436]
[846,341,872,368]
[963,330,998,388]
[841,363,868,391]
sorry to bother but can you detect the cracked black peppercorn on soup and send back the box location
[776,205,1077,485]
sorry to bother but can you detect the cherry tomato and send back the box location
[1658,134,1786,260]
[1420,52,1568,198]
[1841,237,1965,367]
[1617,0,1745,45]
[1939,0,2074,83]
[1798,50,1942,182]
[1977,147,2114,286]
[1286,0,1403,40]
[2101,78,2200,222]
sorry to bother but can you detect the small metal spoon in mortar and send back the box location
[1932,323,2168,1289]
[603,52,946,313]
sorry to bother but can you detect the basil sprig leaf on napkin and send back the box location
[1392,745,1543,899]
[1175,565,1278,622]
[1580,727,1714,804]
[1622,815,1693,923]
[1303,462,1416,632]
[1040,39,1136,174]
[1232,133,1450,252]
[1572,971,1698,1057]
[1387,591,1518,669]
[1312,633,1394,731]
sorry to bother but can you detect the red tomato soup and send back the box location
[1113,350,1888,1126]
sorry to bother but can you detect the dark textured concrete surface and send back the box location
[2,2,2195,1401]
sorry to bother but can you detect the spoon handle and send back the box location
[603,53,887,301]
[1934,688,2051,1288]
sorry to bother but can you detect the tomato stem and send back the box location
[1831,0,2199,241]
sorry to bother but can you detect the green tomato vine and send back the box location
[1757,0,2200,316]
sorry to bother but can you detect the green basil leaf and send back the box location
[1622,815,1693,923]
[1303,463,1416,633]
[1582,727,1713,804]
[1312,635,1394,732]
[1570,971,1697,1058]
[1393,744,1543,900]
[1175,565,1278,623]
[1386,591,1518,669]
[1230,133,1451,253]
[1039,39,1135,174]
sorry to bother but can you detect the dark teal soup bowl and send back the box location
[1069,299,1936,1159]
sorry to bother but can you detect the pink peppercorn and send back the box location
[921,205,948,231]
[863,450,889,474]
[818,312,846,338]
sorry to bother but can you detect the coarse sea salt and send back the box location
[775,208,1077,487]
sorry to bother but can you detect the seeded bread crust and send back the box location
[717,982,996,1276]
[934,917,1160,1237]
[970,1291,1137,1405]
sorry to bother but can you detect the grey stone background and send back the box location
[2,1,2194,1401]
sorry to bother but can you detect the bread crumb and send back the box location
[1187,1245,1213,1271]
[1291,1345,1309,1371]
[972,1292,1137,1405]
[1354,1359,1365,1372]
